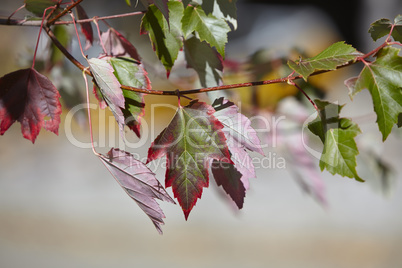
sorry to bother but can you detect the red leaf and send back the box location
[211,159,245,209]
[147,100,232,219]
[99,148,175,234]
[92,84,107,110]
[101,28,141,62]
[211,98,263,204]
[0,68,61,143]
[76,4,93,50]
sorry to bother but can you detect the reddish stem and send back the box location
[32,6,56,69]
[1,11,146,27]
[82,70,100,157]
[70,12,86,59]
[288,81,319,112]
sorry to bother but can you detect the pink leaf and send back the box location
[0,68,61,143]
[101,28,141,62]
[211,97,263,202]
[88,58,125,136]
[99,148,175,234]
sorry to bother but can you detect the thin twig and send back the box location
[47,0,84,26]
[288,80,319,112]
[1,11,146,27]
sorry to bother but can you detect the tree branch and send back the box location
[47,0,84,26]
[0,11,146,27]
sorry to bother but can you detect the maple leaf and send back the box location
[76,4,93,50]
[288,42,361,81]
[345,47,402,141]
[147,100,232,219]
[211,97,263,208]
[183,36,223,88]
[88,57,125,136]
[99,148,175,234]
[140,1,184,76]
[109,57,150,138]
[182,4,231,58]
[308,100,363,182]
[152,0,169,24]
[0,68,61,143]
[211,159,244,209]
[194,0,238,29]
[101,28,141,61]
[368,15,402,43]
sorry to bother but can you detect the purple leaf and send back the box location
[99,148,175,234]
[76,4,93,50]
[211,159,245,209]
[0,68,61,143]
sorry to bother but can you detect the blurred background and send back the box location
[1,0,402,267]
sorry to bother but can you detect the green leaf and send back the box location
[140,1,184,76]
[345,47,402,141]
[368,15,402,42]
[146,100,232,219]
[125,0,131,6]
[24,0,58,16]
[288,42,361,81]
[308,100,343,143]
[308,100,362,182]
[153,0,169,24]
[319,118,363,182]
[205,0,238,30]
[369,18,393,41]
[50,25,70,66]
[183,36,223,87]
[109,57,150,138]
[87,58,125,137]
[181,5,231,58]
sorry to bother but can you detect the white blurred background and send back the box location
[1,0,402,267]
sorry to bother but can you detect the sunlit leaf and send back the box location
[182,5,230,58]
[345,47,402,140]
[202,0,237,30]
[288,42,361,81]
[87,58,125,136]
[140,2,184,76]
[109,57,150,138]
[147,100,232,219]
